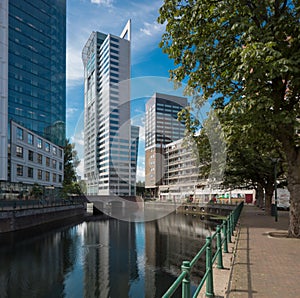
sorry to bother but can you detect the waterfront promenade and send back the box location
[198,205,300,297]
[213,205,300,298]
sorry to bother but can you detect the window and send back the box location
[17,127,23,140]
[53,146,57,155]
[28,167,33,178]
[37,169,42,180]
[37,153,43,164]
[28,150,34,161]
[37,138,42,149]
[59,162,62,171]
[58,149,62,158]
[28,133,33,145]
[17,164,23,176]
[16,146,23,158]
[46,157,50,167]
[45,171,50,181]
[45,142,50,152]
[52,159,57,169]
[59,175,62,183]
[53,173,57,182]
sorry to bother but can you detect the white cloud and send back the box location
[66,45,85,87]
[76,160,84,178]
[140,21,164,37]
[136,164,145,182]
[66,107,78,118]
[91,0,114,7]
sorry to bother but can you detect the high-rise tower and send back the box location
[145,93,187,196]
[0,0,66,185]
[82,21,138,196]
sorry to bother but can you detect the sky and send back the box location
[65,0,193,181]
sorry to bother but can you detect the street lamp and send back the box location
[271,158,280,222]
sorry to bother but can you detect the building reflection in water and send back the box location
[0,213,215,298]
[145,213,215,298]
[0,226,81,297]
[82,219,138,298]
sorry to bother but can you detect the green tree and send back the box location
[30,183,43,200]
[63,139,82,197]
[159,0,300,237]
[179,106,285,212]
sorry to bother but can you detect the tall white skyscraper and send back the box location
[82,20,138,196]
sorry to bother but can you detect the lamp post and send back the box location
[271,158,279,222]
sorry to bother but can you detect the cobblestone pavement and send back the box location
[227,205,300,298]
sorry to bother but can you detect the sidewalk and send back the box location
[227,205,300,297]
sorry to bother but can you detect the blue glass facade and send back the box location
[8,0,66,147]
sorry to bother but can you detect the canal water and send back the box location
[0,212,219,298]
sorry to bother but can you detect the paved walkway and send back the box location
[227,205,300,297]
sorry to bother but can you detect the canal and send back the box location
[0,212,219,298]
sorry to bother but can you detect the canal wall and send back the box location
[0,205,85,233]
[144,201,236,216]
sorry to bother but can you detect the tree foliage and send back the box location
[159,0,300,237]
[63,139,82,197]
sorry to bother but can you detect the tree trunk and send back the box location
[264,183,274,215]
[255,184,264,208]
[287,155,300,238]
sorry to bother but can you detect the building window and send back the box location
[53,146,57,155]
[46,157,50,167]
[28,150,34,161]
[28,167,33,178]
[28,133,33,145]
[52,159,57,169]
[37,169,42,180]
[59,162,62,171]
[37,138,42,149]
[53,173,57,183]
[58,149,62,158]
[59,175,62,183]
[37,153,43,164]
[17,127,23,140]
[16,146,23,158]
[45,171,50,181]
[17,164,23,176]
[45,142,50,152]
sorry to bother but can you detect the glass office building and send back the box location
[8,0,66,146]
[0,0,66,182]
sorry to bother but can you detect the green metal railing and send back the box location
[162,201,244,298]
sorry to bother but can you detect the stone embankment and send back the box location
[0,204,84,233]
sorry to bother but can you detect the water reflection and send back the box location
[0,213,217,298]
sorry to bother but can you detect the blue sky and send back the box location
[65,0,191,180]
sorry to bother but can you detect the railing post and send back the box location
[181,261,191,298]
[227,215,232,243]
[231,213,234,235]
[216,226,224,269]
[205,236,214,297]
[222,220,228,253]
